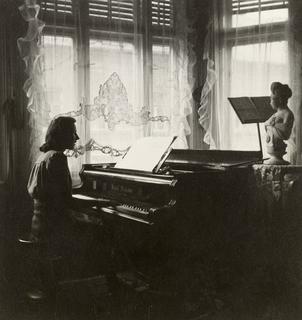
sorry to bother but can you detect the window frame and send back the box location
[40,0,176,161]
[224,1,290,92]
[221,1,289,149]
[40,0,175,114]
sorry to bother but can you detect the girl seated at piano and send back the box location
[27,117,112,282]
[27,116,79,245]
[26,116,95,281]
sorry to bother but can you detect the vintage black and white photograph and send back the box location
[0,0,302,319]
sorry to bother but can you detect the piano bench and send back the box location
[17,235,113,318]
[17,237,62,295]
[16,236,64,319]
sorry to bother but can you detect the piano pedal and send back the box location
[70,210,103,226]
[116,271,150,292]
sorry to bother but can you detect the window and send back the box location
[40,0,176,162]
[89,0,134,22]
[224,0,289,153]
[232,0,288,27]
[41,0,73,15]
[43,35,76,117]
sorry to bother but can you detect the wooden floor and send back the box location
[0,268,301,320]
[0,219,301,320]
[0,239,301,320]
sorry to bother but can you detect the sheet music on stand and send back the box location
[115,136,178,173]
[228,96,274,124]
[228,96,274,158]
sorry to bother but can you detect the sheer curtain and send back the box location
[17,0,192,183]
[199,0,295,160]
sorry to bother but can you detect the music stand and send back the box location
[228,96,274,159]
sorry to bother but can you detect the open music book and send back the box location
[228,96,274,124]
[115,136,177,173]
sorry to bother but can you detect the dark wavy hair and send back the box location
[40,116,76,152]
[271,82,292,103]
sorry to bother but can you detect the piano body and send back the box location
[72,149,262,290]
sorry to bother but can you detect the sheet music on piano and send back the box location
[115,136,177,173]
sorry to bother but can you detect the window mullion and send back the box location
[142,0,152,136]
[75,0,90,161]
[75,0,90,102]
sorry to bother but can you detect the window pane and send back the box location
[89,38,143,163]
[232,8,288,27]
[43,35,75,116]
[152,44,172,136]
[89,39,139,105]
[229,41,288,154]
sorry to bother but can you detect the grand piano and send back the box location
[71,149,262,287]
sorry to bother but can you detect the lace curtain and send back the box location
[17,0,192,184]
[199,0,302,163]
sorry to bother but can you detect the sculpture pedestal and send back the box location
[265,138,288,165]
[249,165,302,319]
[263,155,289,165]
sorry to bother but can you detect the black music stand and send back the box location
[228,96,274,159]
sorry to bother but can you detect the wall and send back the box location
[0,0,33,237]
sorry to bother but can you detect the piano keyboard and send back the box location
[73,185,177,226]
[115,204,150,216]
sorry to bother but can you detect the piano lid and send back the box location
[78,149,262,185]
[164,149,263,170]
